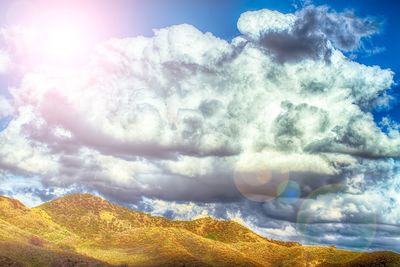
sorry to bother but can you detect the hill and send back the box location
[0,194,398,266]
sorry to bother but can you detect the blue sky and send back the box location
[0,0,400,252]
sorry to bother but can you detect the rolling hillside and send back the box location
[0,194,398,267]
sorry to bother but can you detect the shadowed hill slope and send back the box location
[0,194,398,267]
[0,241,112,267]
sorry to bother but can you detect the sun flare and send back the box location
[39,20,90,65]
[5,1,97,67]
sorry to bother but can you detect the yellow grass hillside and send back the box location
[0,194,398,267]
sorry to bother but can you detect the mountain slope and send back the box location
[35,194,168,236]
[35,194,260,266]
[0,196,111,267]
[0,196,81,247]
[0,194,398,267]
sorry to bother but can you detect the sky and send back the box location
[0,0,399,253]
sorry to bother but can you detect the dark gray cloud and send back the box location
[242,6,380,62]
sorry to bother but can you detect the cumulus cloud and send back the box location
[0,6,395,199]
[0,5,399,250]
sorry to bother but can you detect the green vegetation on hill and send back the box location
[0,194,398,267]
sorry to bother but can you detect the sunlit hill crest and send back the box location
[0,194,399,267]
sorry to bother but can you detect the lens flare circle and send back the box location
[234,167,289,202]
[297,184,376,264]
[277,180,301,204]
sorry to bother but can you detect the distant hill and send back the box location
[0,194,398,267]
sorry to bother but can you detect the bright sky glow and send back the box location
[37,18,92,65]
[4,0,99,67]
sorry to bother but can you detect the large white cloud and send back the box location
[0,5,399,250]
[0,6,397,196]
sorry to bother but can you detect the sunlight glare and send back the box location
[40,19,90,65]
[6,1,98,67]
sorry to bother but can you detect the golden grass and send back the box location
[0,194,397,267]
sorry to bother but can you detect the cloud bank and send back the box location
[0,6,399,251]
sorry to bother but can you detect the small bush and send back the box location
[206,233,217,240]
